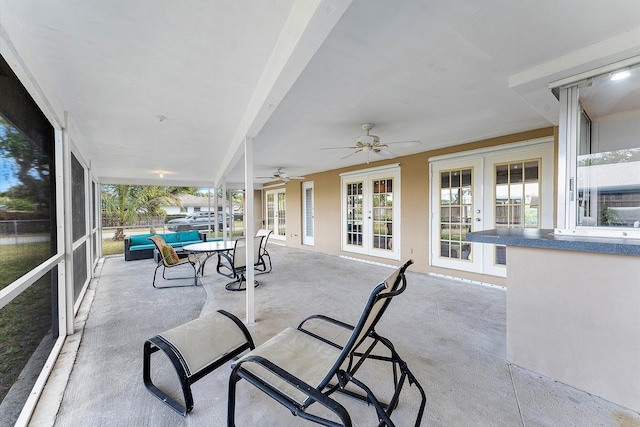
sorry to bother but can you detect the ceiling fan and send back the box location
[323,123,421,164]
[256,167,305,182]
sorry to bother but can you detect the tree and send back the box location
[101,185,194,240]
[0,116,51,210]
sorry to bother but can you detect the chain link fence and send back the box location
[0,219,51,244]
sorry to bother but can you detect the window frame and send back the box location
[554,57,640,238]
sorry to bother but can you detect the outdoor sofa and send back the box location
[124,230,207,261]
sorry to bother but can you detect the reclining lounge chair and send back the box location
[227,259,426,426]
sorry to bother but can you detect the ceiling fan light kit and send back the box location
[324,123,422,164]
[256,167,305,182]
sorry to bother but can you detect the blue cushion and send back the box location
[130,234,153,246]
[179,230,201,242]
[130,243,155,251]
[164,233,179,243]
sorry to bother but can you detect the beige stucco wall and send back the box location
[507,245,640,412]
[280,127,556,285]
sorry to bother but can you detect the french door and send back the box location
[265,188,286,240]
[430,139,554,277]
[341,165,400,260]
[302,182,314,245]
[431,158,484,273]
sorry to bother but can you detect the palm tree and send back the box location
[101,185,194,240]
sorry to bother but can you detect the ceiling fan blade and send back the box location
[320,146,359,150]
[288,176,305,180]
[385,140,422,148]
[374,148,398,158]
[341,149,362,160]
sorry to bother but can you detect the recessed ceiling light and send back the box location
[611,71,631,81]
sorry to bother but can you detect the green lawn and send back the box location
[0,242,53,402]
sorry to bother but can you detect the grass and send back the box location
[102,238,124,256]
[0,242,53,403]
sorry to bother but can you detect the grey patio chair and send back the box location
[149,235,203,288]
[228,259,426,426]
[255,228,273,273]
[216,236,264,291]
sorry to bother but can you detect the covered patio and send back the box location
[30,246,639,426]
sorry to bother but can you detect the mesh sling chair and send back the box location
[149,235,203,288]
[228,259,426,427]
[216,236,264,291]
[255,229,273,273]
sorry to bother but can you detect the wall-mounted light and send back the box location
[611,70,631,81]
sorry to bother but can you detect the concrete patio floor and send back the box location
[30,245,640,426]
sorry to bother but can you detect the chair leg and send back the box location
[226,273,260,291]
[227,369,240,427]
[154,262,199,289]
[263,251,272,273]
[152,263,162,288]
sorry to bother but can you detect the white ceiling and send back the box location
[1,0,639,188]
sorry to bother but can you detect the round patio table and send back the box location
[182,240,235,277]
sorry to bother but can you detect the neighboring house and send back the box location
[162,194,244,221]
[162,194,218,215]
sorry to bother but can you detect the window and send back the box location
[0,53,57,424]
[556,60,640,237]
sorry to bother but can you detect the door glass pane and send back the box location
[305,188,313,238]
[346,182,363,247]
[439,168,473,261]
[277,193,286,236]
[494,159,541,265]
[372,178,393,251]
[266,193,274,231]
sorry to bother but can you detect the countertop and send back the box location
[466,228,640,257]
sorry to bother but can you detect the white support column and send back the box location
[61,130,74,334]
[207,187,212,235]
[222,182,228,241]
[213,188,219,237]
[54,129,69,336]
[245,137,255,324]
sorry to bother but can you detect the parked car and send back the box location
[167,213,228,232]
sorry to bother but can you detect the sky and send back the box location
[0,157,20,192]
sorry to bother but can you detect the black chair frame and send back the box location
[228,259,426,427]
[255,229,273,273]
[216,236,263,291]
[143,310,255,416]
[149,235,201,288]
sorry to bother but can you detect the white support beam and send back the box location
[214,0,353,187]
[245,137,255,324]
[222,182,228,241]
[62,129,74,334]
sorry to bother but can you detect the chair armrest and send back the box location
[298,314,354,332]
[297,315,355,350]
[233,355,351,425]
